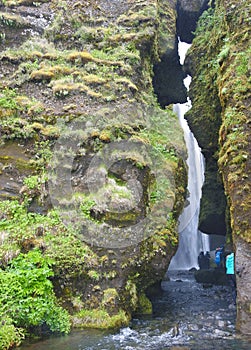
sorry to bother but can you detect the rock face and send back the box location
[153,0,210,107]
[1,0,250,340]
[0,142,34,201]
[198,158,227,236]
[0,0,188,336]
[176,0,209,43]
[186,0,251,335]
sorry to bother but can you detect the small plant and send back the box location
[0,316,25,350]
[23,175,40,190]
[217,43,230,63]
[87,270,100,281]
[0,88,19,110]
[80,198,96,219]
[0,12,25,27]
[0,249,71,346]
[33,140,53,169]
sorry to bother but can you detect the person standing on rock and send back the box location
[215,246,224,269]
[198,251,204,270]
[205,251,211,269]
[225,252,237,305]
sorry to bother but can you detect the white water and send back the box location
[169,41,210,270]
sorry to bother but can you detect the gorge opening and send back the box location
[169,40,210,270]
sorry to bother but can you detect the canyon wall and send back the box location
[0,0,188,334]
[185,0,251,335]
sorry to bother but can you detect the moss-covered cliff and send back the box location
[0,0,188,346]
[186,0,251,335]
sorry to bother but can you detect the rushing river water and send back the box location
[19,270,251,350]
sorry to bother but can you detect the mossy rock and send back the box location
[135,293,153,315]
[71,308,130,329]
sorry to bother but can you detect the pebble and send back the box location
[218,320,226,328]
[188,324,199,331]
[214,329,231,337]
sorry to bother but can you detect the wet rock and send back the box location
[217,320,226,328]
[199,158,227,235]
[0,142,34,200]
[228,304,236,310]
[153,48,188,106]
[194,268,228,285]
[202,283,213,288]
[213,329,231,337]
[235,237,251,335]
[189,267,197,272]
[188,323,200,330]
[162,274,170,282]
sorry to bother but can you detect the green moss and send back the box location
[0,0,187,338]
[157,0,176,57]
[102,288,119,309]
[0,12,26,27]
[87,270,101,281]
[189,0,251,245]
[30,67,62,81]
[72,308,129,329]
[0,155,33,171]
[0,200,98,273]
[185,5,227,151]
[125,280,138,311]
[135,293,152,315]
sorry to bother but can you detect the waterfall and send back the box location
[169,40,210,270]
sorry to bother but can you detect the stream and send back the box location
[19,270,251,350]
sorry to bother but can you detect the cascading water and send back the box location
[169,40,210,270]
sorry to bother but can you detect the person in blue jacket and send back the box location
[225,252,237,305]
[215,246,224,268]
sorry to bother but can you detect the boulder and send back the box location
[194,268,228,285]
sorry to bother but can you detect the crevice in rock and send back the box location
[152,0,230,240]
[174,0,229,239]
[152,37,187,107]
[152,1,211,108]
[176,0,210,43]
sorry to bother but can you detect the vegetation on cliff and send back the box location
[187,0,251,243]
[186,0,251,335]
[184,4,228,237]
[0,0,188,347]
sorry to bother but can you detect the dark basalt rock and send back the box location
[153,48,188,107]
[194,268,228,285]
[176,0,210,43]
[199,159,227,236]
